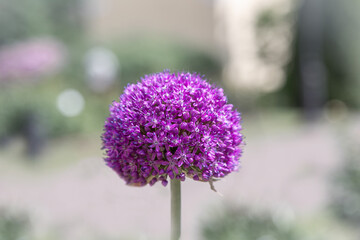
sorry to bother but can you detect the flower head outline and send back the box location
[102,71,243,186]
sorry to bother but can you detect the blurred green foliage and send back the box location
[201,205,303,240]
[112,37,221,88]
[330,144,360,227]
[0,209,29,240]
[0,0,83,45]
[0,83,81,139]
[282,0,360,109]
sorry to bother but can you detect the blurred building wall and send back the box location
[214,0,292,93]
[85,0,216,51]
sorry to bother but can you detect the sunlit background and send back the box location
[0,0,360,239]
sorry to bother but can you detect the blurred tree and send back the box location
[43,0,84,42]
[282,0,360,110]
[0,0,51,44]
[0,0,84,45]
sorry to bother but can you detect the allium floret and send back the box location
[102,71,243,186]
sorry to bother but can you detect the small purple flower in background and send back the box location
[102,70,243,187]
[0,37,65,82]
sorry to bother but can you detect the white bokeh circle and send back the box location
[56,89,85,117]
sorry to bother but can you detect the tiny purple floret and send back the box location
[102,70,243,186]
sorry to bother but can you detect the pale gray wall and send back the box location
[86,0,216,51]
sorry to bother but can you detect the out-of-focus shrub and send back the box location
[0,209,29,240]
[0,86,81,140]
[0,0,83,45]
[112,37,221,87]
[330,144,360,227]
[201,205,302,240]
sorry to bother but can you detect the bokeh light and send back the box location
[56,89,85,117]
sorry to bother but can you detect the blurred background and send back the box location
[0,0,360,239]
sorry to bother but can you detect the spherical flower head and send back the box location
[102,71,243,187]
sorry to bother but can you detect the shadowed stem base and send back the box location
[171,179,181,240]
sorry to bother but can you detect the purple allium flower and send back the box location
[102,71,243,187]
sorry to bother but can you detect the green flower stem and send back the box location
[171,178,181,240]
